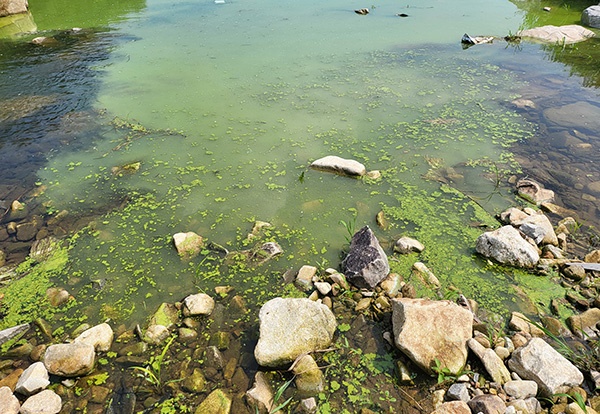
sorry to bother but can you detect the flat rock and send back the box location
[431,401,471,414]
[544,102,600,132]
[73,323,113,352]
[254,297,336,367]
[508,337,584,397]
[309,155,366,177]
[43,343,95,377]
[392,298,473,375]
[20,389,62,414]
[503,380,538,399]
[194,389,231,414]
[15,362,49,396]
[183,293,215,316]
[518,25,595,44]
[475,225,540,268]
[582,5,600,29]
[173,232,204,259]
[0,386,20,414]
[341,226,389,289]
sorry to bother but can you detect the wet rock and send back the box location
[508,337,584,397]
[0,323,29,346]
[0,386,19,414]
[182,368,206,393]
[380,272,402,296]
[341,226,389,289]
[468,394,506,414]
[44,343,95,377]
[183,293,215,316]
[117,341,147,357]
[256,241,283,263]
[15,362,49,396]
[149,302,179,329]
[178,327,197,341]
[475,226,539,268]
[468,338,511,385]
[20,389,62,414]
[431,401,471,414]
[503,380,538,399]
[412,261,440,289]
[195,389,231,414]
[562,264,586,281]
[210,331,230,350]
[205,346,225,370]
[3,200,28,222]
[394,236,424,254]
[447,382,470,402]
[296,397,317,414]
[172,232,204,259]
[509,312,545,337]
[46,287,70,307]
[310,155,366,177]
[0,368,23,391]
[518,25,595,44]
[143,324,169,345]
[292,354,324,397]
[0,248,5,266]
[254,297,336,367]
[516,179,555,205]
[246,372,273,413]
[16,221,38,241]
[544,102,600,131]
[296,265,317,291]
[392,298,473,375]
[567,308,600,339]
[73,323,113,352]
[582,5,600,28]
[512,98,536,109]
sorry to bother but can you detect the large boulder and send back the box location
[518,25,595,44]
[254,298,336,367]
[392,298,473,375]
[582,5,600,28]
[73,323,113,352]
[475,225,539,268]
[43,343,95,377]
[341,226,389,288]
[508,337,584,397]
[310,155,366,177]
[0,0,28,18]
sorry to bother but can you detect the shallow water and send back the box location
[1,0,599,324]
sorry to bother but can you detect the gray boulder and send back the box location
[73,322,113,352]
[508,337,584,397]
[254,298,336,367]
[43,343,95,377]
[392,298,473,375]
[518,25,595,44]
[0,386,20,414]
[15,362,49,396]
[475,225,539,268]
[310,155,366,177]
[582,5,600,28]
[341,226,389,288]
[20,389,62,414]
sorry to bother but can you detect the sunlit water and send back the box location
[2,0,598,325]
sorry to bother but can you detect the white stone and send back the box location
[183,293,215,316]
[518,25,595,44]
[20,389,61,414]
[475,225,540,268]
[296,265,317,291]
[0,386,19,414]
[44,343,95,377]
[394,237,425,254]
[15,362,49,396]
[503,380,538,399]
[73,323,114,352]
[310,155,366,177]
[245,371,273,413]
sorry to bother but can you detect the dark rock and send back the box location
[341,226,389,289]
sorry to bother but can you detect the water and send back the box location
[1,0,599,324]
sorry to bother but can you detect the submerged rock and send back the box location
[392,298,473,375]
[195,389,231,414]
[172,232,204,259]
[254,297,336,367]
[475,225,540,268]
[341,226,389,289]
[309,155,366,177]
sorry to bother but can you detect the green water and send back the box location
[4,0,589,324]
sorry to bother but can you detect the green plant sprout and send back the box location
[130,335,176,391]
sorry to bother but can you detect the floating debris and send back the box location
[354,8,369,15]
[461,33,494,46]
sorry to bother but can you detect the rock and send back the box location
[467,394,506,414]
[292,354,324,397]
[44,343,95,377]
[4,200,28,222]
[447,382,470,402]
[518,213,558,246]
[562,264,586,281]
[15,362,49,396]
[296,397,317,414]
[431,401,471,414]
[475,225,540,268]
[296,265,317,291]
[468,338,511,385]
[314,282,331,296]
[178,327,197,341]
[585,250,600,263]
[205,346,225,370]
[182,368,206,393]
[0,368,23,391]
[195,389,231,414]
[183,293,215,316]
[394,236,424,254]
[172,232,204,259]
[246,372,274,413]
[20,389,62,414]
[144,324,170,344]
[309,155,366,177]
[544,102,600,132]
[567,308,600,339]
[149,302,179,329]
[379,273,402,296]
[507,397,542,414]
[392,298,473,375]
[582,5,600,28]
[254,297,336,367]
[509,312,545,337]
[45,287,70,307]
[354,8,369,15]
[0,323,29,346]
[254,242,283,264]
[518,25,595,44]
[508,337,584,397]
[412,261,440,289]
[0,386,19,414]
[503,380,538,399]
[16,221,38,241]
[516,179,555,205]
[341,226,389,289]
[73,323,113,352]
